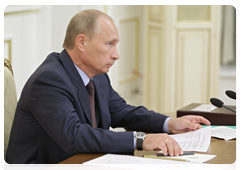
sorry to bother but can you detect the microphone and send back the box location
[210,98,236,113]
[225,90,236,100]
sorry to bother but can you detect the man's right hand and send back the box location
[142,133,183,157]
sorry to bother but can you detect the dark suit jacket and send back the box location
[6,49,168,164]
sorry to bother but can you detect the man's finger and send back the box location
[194,116,211,125]
[160,141,168,156]
[165,139,174,156]
[184,121,199,130]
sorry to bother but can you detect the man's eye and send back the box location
[108,43,112,46]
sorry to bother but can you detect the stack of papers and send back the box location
[191,104,217,112]
[83,126,231,170]
[83,154,227,170]
[211,126,236,141]
[169,126,211,152]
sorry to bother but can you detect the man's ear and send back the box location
[76,34,85,51]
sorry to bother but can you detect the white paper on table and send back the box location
[169,126,211,152]
[153,153,216,163]
[83,154,227,170]
[191,104,217,112]
[211,126,236,141]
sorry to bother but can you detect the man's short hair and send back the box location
[62,9,112,50]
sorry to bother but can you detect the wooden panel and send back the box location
[145,26,162,112]
[175,30,210,109]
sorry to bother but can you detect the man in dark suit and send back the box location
[6,9,210,164]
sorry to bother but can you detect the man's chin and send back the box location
[100,68,110,74]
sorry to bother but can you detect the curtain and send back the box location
[221,5,236,66]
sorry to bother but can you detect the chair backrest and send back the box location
[4,58,17,159]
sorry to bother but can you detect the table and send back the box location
[59,137,236,164]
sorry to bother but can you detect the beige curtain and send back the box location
[221,5,236,66]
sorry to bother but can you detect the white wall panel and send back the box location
[4,5,82,99]
[176,30,209,108]
[219,67,236,106]
[108,5,144,106]
[117,17,141,106]
[145,27,162,111]
[119,18,139,84]
[4,10,41,99]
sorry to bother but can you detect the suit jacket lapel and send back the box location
[59,50,93,125]
[93,77,111,129]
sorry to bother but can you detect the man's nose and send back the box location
[111,48,120,60]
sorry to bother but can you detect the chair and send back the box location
[4,58,17,159]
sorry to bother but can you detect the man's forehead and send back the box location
[97,17,118,31]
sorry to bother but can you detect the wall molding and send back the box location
[4,39,12,64]
[148,5,163,22]
[4,5,41,16]
[4,34,13,64]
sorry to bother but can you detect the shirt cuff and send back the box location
[133,131,136,150]
[163,117,172,133]
[133,117,171,150]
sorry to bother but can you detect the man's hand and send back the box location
[168,115,211,134]
[142,133,183,157]
[141,115,210,156]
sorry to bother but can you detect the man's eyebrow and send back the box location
[110,39,120,42]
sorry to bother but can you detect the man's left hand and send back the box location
[168,115,211,134]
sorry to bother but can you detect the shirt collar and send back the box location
[73,63,90,86]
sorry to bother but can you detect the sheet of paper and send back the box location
[153,153,216,163]
[83,154,227,170]
[211,126,236,141]
[169,126,211,152]
[192,104,217,112]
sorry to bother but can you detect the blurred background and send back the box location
[4,5,236,117]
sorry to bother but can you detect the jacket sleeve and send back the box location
[102,74,169,133]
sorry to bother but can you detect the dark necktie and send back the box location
[86,79,97,128]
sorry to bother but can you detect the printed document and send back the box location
[83,154,227,170]
[169,126,211,152]
[211,126,236,141]
[192,104,217,112]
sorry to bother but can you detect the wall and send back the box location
[107,5,145,106]
[4,5,83,99]
[4,6,51,99]
[4,5,236,110]
[219,66,236,106]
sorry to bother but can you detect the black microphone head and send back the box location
[210,98,224,108]
[225,90,236,100]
